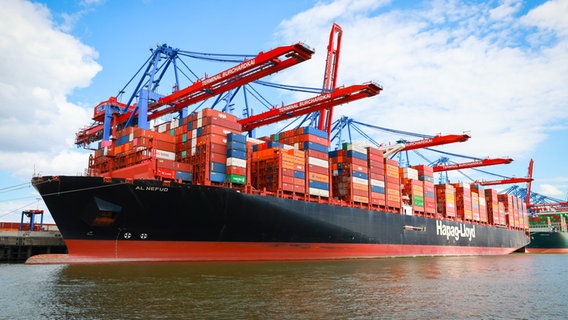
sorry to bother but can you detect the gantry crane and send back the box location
[76,42,316,146]
[239,83,381,131]
[328,116,470,157]
[317,23,342,139]
[475,159,534,206]
[76,27,381,149]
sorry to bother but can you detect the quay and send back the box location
[0,210,67,262]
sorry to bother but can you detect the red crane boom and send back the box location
[318,23,342,138]
[432,157,513,172]
[75,42,315,145]
[401,133,471,151]
[239,82,382,132]
[148,43,315,120]
[475,159,534,207]
[477,177,533,186]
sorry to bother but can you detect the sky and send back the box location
[1,0,567,222]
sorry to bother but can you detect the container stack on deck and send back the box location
[87,107,529,230]
[384,158,402,210]
[414,165,436,215]
[225,133,248,185]
[436,184,457,218]
[330,143,370,204]
[454,183,473,221]
[485,188,501,225]
[367,147,386,207]
[185,109,243,184]
[470,184,488,223]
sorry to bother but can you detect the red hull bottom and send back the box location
[524,248,568,254]
[27,240,519,264]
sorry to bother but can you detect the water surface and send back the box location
[1,254,566,319]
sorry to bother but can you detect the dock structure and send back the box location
[0,229,67,262]
[0,210,67,262]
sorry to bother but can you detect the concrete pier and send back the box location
[0,230,67,262]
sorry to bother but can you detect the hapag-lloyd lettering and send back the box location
[436,220,476,241]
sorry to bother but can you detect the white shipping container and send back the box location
[226,157,247,168]
[157,123,168,133]
[309,187,329,197]
[308,157,329,168]
[346,143,366,153]
[246,137,265,145]
[371,179,385,188]
[400,167,419,179]
[155,149,176,160]
[351,177,368,185]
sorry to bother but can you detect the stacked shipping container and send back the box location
[436,184,456,218]
[88,107,528,230]
[367,147,386,207]
[330,143,370,204]
[401,167,424,214]
[454,183,473,221]
[413,165,436,215]
[385,158,402,209]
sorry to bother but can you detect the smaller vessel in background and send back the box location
[525,212,568,253]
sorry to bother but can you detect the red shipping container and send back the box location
[210,152,227,164]
[226,166,246,176]
[157,168,176,179]
[308,164,329,175]
[198,108,238,122]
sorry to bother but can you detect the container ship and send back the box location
[28,32,529,263]
[30,108,530,263]
[525,212,568,253]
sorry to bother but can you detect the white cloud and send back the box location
[538,183,566,198]
[521,0,568,37]
[0,0,101,178]
[274,0,568,160]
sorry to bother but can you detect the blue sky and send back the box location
[1,0,567,222]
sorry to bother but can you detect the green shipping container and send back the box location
[226,174,246,185]
[413,195,424,207]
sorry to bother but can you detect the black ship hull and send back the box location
[29,176,530,263]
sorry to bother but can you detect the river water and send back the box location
[1,254,566,319]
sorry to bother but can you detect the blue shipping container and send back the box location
[226,149,247,159]
[309,180,329,190]
[371,186,385,194]
[210,172,226,183]
[227,141,246,152]
[176,171,193,182]
[303,126,328,139]
[303,141,328,153]
[347,150,367,161]
[210,162,226,173]
[352,170,369,180]
[227,133,246,143]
